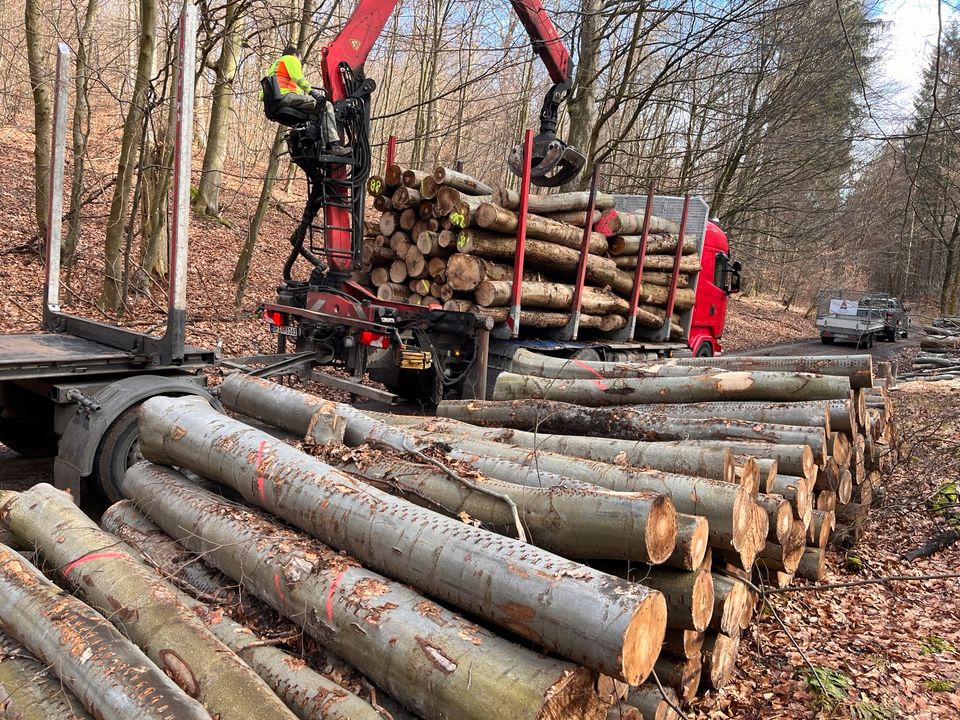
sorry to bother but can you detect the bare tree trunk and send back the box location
[64,0,99,281]
[100,0,157,312]
[24,0,51,244]
[193,0,244,216]
[561,0,602,191]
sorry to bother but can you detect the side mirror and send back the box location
[726,259,742,295]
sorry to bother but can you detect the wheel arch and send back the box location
[53,375,218,502]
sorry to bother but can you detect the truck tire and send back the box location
[821,336,835,345]
[93,405,143,502]
[694,342,714,357]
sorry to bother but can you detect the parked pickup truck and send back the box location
[816,290,909,347]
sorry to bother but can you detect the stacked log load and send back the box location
[0,362,894,718]
[361,164,693,335]
[906,316,960,381]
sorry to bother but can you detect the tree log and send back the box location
[621,400,839,434]
[625,684,679,720]
[492,371,852,406]
[667,514,710,571]
[0,543,209,720]
[439,397,826,453]
[475,281,631,315]
[469,206,609,254]
[402,169,429,188]
[416,230,450,256]
[346,455,677,564]
[767,474,813,525]
[2,484,299,720]
[795,547,826,581]
[652,653,701,703]
[377,282,410,302]
[543,209,603,226]
[388,258,409,284]
[612,255,700,273]
[405,247,428,278]
[662,629,705,660]
[700,633,739,690]
[494,187,616,213]
[399,207,417,230]
[596,210,678,236]
[0,630,93,719]
[370,267,390,287]
[445,253,544,291]
[478,307,627,332]
[623,567,714,632]
[433,166,493,195]
[379,211,399,236]
[427,256,448,280]
[673,355,873,390]
[122,464,607,720]
[708,574,750,636]
[140,395,667,684]
[609,234,697,256]
[100,502,396,720]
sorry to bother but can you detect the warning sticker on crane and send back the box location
[829,299,859,315]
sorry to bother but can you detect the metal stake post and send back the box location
[508,129,534,339]
[657,195,691,341]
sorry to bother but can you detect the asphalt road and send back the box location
[730,334,919,366]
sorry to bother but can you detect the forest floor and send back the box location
[1,128,958,718]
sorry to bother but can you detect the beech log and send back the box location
[2,485,299,720]
[596,210,678,236]
[625,684,680,720]
[140,395,667,684]
[709,574,750,635]
[795,547,826,581]
[673,355,873,389]
[609,234,697,256]
[445,253,544,291]
[624,567,714,632]
[377,282,411,302]
[402,168,429,188]
[122,464,607,720]
[433,166,493,195]
[700,633,739,690]
[611,255,700,273]
[478,307,626,332]
[475,281,631,315]
[492,371,852,407]
[0,631,92,719]
[0,543,209,720]
[668,514,710,571]
[662,629,705,660]
[471,205,609,253]
[494,187,616,213]
[652,653,701,703]
[543,209,603,226]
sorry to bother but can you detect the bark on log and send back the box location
[543,209,603,227]
[662,629,705,660]
[652,653,701,703]
[475,282,631,315]
[494,187,616,213]
[0,542,209,720]
[433,166,493,195]
[795,547,826,581]
[140,394,667,684]
[99,502,390,720]
[623,567,714,632]
[492,372,852,407]
[700,633,739,690]
[673,355,873,389]
[478,307,626,332]
[453,230,625,291]
[346,455,677,564]
[0,630,93,719]
[621,401,834,434]
[708,574,750,636]
[767,474,813,525]
[722,443,817,480]
[2,484,298,720]
[470,205,609,254]
[668,514,710,571]
[596,210,678,236]
[122,464,607,720]
[439,397,825,452]
[609,234,697,256]
[611,255,700,273]
[625,684,680,720]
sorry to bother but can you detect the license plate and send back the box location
[273,325,298,337]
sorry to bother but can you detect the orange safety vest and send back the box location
[275,58,299,94]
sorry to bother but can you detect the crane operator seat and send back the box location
[260,75,311,127]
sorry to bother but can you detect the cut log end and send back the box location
[691,570,716,633]
[669,514,709,571]
[622,592,668,685]
[701,633,740,690]
[537,666,609,720]
[647,495,680,566]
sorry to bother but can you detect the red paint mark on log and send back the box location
[63,551,125,575]
[327,569,347,622]
[416,636,458,674]
[274,573,286,603]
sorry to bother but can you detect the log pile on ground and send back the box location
[906,317,960,381]
[0,359,895,719]
[360,164,694,335]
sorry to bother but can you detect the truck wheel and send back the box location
[93,405,143,502]
[821,336,835,345]
[695,342,714,357]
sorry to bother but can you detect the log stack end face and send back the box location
[622,590,668,685]
[646,495,679,566]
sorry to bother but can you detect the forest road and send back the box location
[731,334,920,364]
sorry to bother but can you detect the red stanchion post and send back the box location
[563,165,601,340]
[659,195,691,340]
[385,134,397,171]
[621,184,656,339]
[508,129,534,339]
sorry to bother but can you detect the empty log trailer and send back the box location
[0,35,216,503]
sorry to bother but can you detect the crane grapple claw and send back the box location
[508,132,585,188]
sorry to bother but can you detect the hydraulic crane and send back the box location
[259,0,585,403]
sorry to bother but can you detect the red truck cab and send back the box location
[688,220,741,357]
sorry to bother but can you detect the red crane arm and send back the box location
[320,0,572,101]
